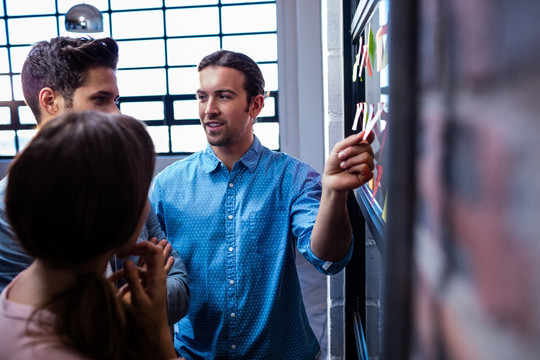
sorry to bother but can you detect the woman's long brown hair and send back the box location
[6,111,169,360]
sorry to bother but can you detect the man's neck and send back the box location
[211,137,254,172]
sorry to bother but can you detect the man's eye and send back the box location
[94,96,106,103]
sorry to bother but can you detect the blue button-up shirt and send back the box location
[150,136,353,359]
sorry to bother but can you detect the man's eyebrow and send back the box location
[196,89,236,96]
[91,90,117,97]
[215,89,236,95]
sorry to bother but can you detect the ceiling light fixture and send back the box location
[65,3,103,33]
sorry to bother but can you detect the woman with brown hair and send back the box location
[0,111,179,359]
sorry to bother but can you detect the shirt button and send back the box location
[231,344,237,350]
[230,313,235,318]
[228,247,234,252]
[229,279,235,285]
[229,183,234,188]
[228,214,233,220]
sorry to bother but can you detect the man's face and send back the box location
[65,66,120,115]
[196,65,262,155]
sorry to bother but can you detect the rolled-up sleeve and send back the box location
[291,167,354,275]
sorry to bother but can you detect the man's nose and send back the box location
[205,98,219,116]
[108,103,121,114]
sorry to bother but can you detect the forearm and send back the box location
[157,321,177,359]
[165,248,190,324]
[310,184,352,261]
[166,276,190,324]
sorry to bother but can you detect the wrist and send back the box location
[321,178,349,198]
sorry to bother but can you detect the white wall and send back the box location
[279,0,349,358]
[321,0,348,358]
[277,0,325,174]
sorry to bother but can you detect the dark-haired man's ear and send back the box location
[249,94,265,118]
[38,87,64,118]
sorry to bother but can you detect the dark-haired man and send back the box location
[0,36,190,325]
[151,50,374,359]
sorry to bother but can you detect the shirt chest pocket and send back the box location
[247,207,289,255]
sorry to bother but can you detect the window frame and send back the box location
[0,0,279,158]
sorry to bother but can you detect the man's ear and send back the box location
[38,87,63,117]
[249,94,265,118]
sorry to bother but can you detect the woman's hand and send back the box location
[115,241,168,319]
[110,241,177,358]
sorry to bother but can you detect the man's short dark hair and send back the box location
[21,36,119,123]
[198,50,265,106]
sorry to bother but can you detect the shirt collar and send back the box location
[201,136,263,174]
[239,136,263,173]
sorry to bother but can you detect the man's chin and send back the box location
[207,138,228,147]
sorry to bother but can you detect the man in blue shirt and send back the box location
[0,36,190,325]
[151,50,374,359]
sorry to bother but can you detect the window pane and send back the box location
[18,106,36,125]
[166,8,219,37]
[6,0,55,15]
[0,48,9,72]
[0,76,12,101]
[168,67,199,95]
[0,107,10,125]
[110,0,162,10]
[112,10,164,39]
[173,99,198,120]
[8,17,58,44]
[12,74,23,101]
[222,34,277,62]
[117,40,165,68]
[117,69,166,96]
[254,122,279,150]
[0,131,16,156]
[0,20,6,45]
[120,101,164,121]
[0,1,3,16]
[147,126,170,153]
[165,0,217,6]
[58,14,111,38]
[259,63,278,91]
[259,96,275,118]
[16,129,38,151]
[167,37,220,66]
[9,46,31,73]
[171,124,206,152]
[57,0,109,13]
[222,4,276,34]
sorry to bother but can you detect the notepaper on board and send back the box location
[376,24,388,72]
[352,103,363,131]
[363,102,384,140]
[352,37,363,82]
[371,164,384,205]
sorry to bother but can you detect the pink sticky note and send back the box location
[376,24,388,72]
[371,165,384,205]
